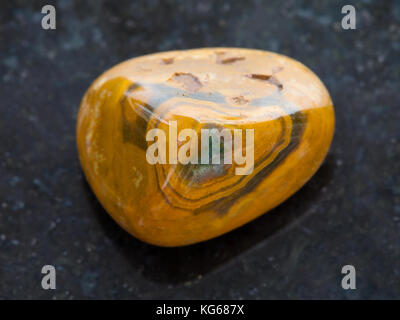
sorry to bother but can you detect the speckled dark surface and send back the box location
[0,0,399,299]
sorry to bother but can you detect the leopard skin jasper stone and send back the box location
[76,48,335,247]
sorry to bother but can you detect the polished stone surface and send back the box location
[0,0,399,299]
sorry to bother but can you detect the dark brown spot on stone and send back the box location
[169,72,203,92]
[231,96,249,105]
[246,74,271,81]
[161,57,174,65]
[246,73,283,90]
[218,56,245,64]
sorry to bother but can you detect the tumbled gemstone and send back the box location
[76,48,335,246]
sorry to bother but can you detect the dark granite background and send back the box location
[0,0,399,299]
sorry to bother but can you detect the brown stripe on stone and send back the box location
[120,83,153,150]
[211,110,307,214]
